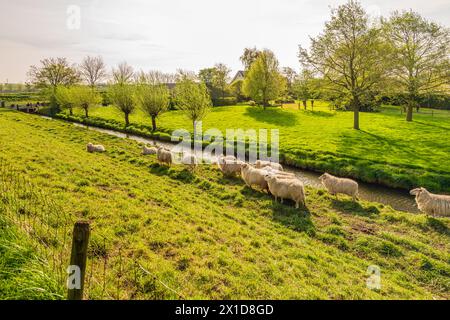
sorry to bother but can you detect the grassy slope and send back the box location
[0,108,449,299]
[67,102,450,192]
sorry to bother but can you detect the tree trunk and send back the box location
[353,97,360,130]
[302,100,307,110]
[84,108,88,118]
[69,107,73,116]
[151,115,157,131]
[406,105,413,122]
[125,112,130,126]
[311,100,314,110]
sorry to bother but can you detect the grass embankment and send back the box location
[0,108,449,299]
[52,102,450,193]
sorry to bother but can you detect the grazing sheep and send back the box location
[319,173,359,201]
[264,174,306,209]
[240,163,270,193]
[261,167,296,179]
[86,142,105,153]
[157,146,172,166]
[410,187,450,217]
[142,145,157,155]
[217,155,242,176]
[255,160,283,171]
[181,153,198,172]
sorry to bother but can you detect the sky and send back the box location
[0,0,449,83]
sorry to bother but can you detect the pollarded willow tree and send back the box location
[54,85,75,115]
[242,49,286,109]
[174,77,212,138]
[135,71,170,131]
[108,84,136,126]
[298,0,386,130]
[382,11,450,122]
[71,85,102,118]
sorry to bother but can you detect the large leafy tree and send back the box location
[28,57,79,89]
[213,63,231,102]
[174,77,212,138]
[242,49,286,109]
[382,11,450,121]
[298,0,385,129]
[135,73,170,131]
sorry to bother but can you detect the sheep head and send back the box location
[410,187,427,196]
[319,173,330,181]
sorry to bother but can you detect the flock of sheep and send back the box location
[86,142,450,217]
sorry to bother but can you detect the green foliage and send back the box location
[174,78,212,134]
[108,84,136,126]
[71,86,102,117]
[135,83,170,131]
[243,49,286,108]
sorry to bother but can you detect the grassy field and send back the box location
[0,108,449,299]
[59,101,450,193]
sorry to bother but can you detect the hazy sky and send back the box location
[1,0,449,83]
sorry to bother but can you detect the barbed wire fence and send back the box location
[0,159,185,300]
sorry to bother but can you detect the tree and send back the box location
[382,11,450,121]
[282,67,297,96]
[112,62,134,85]
[230,79,245,102]
[55,86,75,115]
[28,57,80,113]
[135,77,170,131]
[72,86,101,117]
[240,47,261,71]
[174,78,211,138]
[298,0,386,129]
[28,57,79,90]
[108,84,136,126]
[293,69,314,110]
[213,63,231,101]
[79,56,107,88]
[242,49,286,109]
[198,67,220,102]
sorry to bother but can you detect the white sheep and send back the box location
[86,142,105,153]
[157,146,172,166]
[240,163,270,193]
[261,166,295,179]
[410,187,450,217]
[142,145,157,155]
[264,174,306,209]
[181,153,198,172]
[217,155,242,176]
[255,160,283,171]
[319,172,358,201]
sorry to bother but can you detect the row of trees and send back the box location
[29,57,212,133]
[299,1,449,128]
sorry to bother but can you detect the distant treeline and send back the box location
[381,94,450,110]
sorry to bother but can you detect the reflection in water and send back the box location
[72,122,419,213]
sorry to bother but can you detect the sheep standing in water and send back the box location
[86,142,105,153]
[319,173,359,201]
[410,187,450,217]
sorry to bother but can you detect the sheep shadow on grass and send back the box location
[270,200,314,235]
[330,198,380,217]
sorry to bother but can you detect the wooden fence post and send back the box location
[67,221,90,300]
